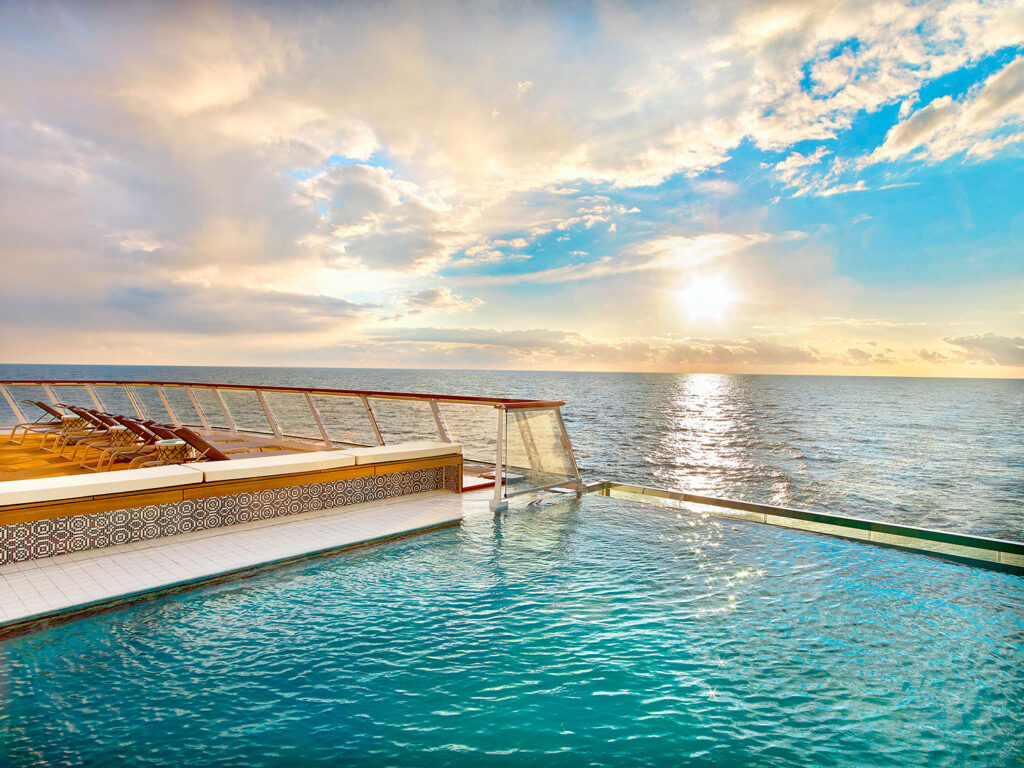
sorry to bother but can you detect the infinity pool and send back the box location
[1,496,1021,767]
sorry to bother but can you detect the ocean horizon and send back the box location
[3,363,1020,542]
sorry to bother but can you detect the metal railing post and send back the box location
[555,407,583,493]
[123,386,145,420]
[40,384,59,405]
[490,406,508,513]
[256,390,283,440]
[185,387,211,429]
[305,392,333,448]
[0,385,26,424]
[213,389,237,433]
[361,395,385,445]
[85,384,103,410]
[156,387,180,426]
[429,399,451,442]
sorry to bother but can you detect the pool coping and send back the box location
[0,489,493,640]
[588,481,1024,575]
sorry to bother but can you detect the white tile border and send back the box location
[0,489,493,632]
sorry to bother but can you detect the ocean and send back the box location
[1,364,1020,541]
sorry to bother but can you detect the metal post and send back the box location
[123,386,145,420]
[555,407,583,494]
[40,383,59,405]
[85,384,103,410]
[305,392,333,448]
[213,389,237,433]
[361,395,384,445]
[156,387,180,426]
[490,406,508,513]
[0,385,25,424]
[429,399,451,442]
[185,387,211,429]
[256,390,283,439]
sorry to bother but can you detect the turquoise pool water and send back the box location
[1,496,1022,767]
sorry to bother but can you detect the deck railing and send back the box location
[0,379,582,509]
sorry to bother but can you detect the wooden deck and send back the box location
[1,434,115,481]
[1,431,311,483]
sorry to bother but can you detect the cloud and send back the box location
[917,348,950,363]
[467,232,775,286]
[943,333,1024,365]
[396,287,484,315]
[774,146,832,186]
[843,347,897,365]
[868,55,1024,165]
[2,276,375,336]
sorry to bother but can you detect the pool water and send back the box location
[1,496,1021,767]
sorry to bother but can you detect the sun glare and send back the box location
[676,275,735,321]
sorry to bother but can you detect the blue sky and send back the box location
[1,0,1022,375]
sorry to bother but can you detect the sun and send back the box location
[676,275,735,321]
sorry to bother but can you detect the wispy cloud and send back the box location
[867,56,1024,165]
[943,333,1024,365]
[465,233,777,286]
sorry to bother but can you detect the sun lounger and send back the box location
[42,406,107,453]
[83,416,160,471]
[67,410,125,461]
[129,426,297,467]
[56,408,119,458]
[8,401,66,444]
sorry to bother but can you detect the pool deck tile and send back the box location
[0,489,494,629]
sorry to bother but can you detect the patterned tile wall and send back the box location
[0,465,460,566]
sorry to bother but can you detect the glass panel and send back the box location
[220,389,272,434]
[191,387,229,430]
[263,391,322,440]
[128,385,173,423]
[51,385,96,409]
[311,394,378,446]
[504,408,578,497]
[93,385,140,419]
[368,397,440,444]
[438,402,497,464]
[0,388,20,425]
[160,386,204,427]
[4,385,53,422]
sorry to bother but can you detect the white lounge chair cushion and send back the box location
[0,465,204,507]
[343,441,461,466]
[185,450,356,482]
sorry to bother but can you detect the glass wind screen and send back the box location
[92,385,138,418]
[51,385,96,409]
[220,389,273,434]
[128,385,173,423]
[0,388,21,425]
[191,387,229,430]
[504,408,579,497]
[438,402,498,464]
[159,386,204,427]
[368,397,441,444]
[262,391,322,441]
[4,385,54,422]
[310,394,378,446]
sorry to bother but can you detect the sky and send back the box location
[1,0,1022,376]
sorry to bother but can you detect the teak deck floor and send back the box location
[0,434,112,481]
